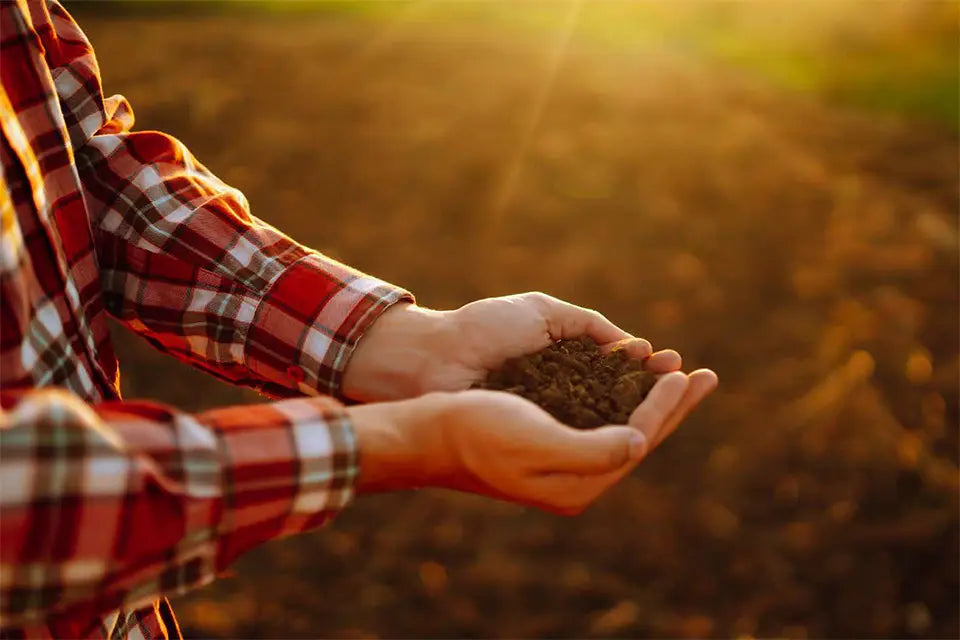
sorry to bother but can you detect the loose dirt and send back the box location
[473,337,655,428]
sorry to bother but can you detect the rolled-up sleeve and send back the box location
[77,112,411,399]
[42,0,412,399]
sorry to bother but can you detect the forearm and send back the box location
[0,388,357,633]
[346,392,461,494]
[341,303,456,402]
[79,119,413,400]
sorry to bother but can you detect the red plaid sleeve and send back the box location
[44,1,412,399]
[0,387,357,637]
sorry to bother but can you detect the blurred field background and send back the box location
[70,0,958,637]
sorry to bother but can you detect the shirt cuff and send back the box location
[208,394,359,569]
[243,252,415,399]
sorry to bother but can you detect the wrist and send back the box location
[342,303,453,402]
[347,392,453,493]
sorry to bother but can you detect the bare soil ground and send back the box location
[82,14,958,639]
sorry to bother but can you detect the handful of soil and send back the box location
[472,336,656,429]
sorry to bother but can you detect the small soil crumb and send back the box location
[473,336,656,429]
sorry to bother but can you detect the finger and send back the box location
[533,294,632,344]
[651,368,718,449]
[644,349,682,373]
[629,371,689,443]
[600,337,652,360]
[533,424,644,475]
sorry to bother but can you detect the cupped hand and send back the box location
[343,293,684,402]
[349,367,717,515]
[431,292,683,390]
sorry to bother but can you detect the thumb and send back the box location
[545,425,646,475]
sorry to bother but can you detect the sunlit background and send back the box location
[68,1,958,637]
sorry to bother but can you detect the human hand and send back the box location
[342,293,686,402]
[348,369,712,514]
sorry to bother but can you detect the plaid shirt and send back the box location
[0,1,412,637]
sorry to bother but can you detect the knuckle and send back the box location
[526,291,554,310]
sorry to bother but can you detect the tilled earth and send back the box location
[82,10,958,639]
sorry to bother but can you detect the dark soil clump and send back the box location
[473,336,656,429]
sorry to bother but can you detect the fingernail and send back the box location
[629,432,648,461]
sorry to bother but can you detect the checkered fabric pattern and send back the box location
[0,1,412,637]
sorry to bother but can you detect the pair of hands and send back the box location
[341,293,718,515]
